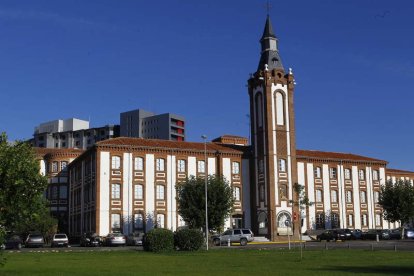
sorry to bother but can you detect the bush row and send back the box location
[143,228,204,253]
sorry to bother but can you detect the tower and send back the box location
[248,15,298,240]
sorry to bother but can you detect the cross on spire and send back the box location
[265,1,272,16]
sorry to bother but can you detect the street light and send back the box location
[201,134,209,250]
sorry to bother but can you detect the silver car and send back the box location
[213,229,254,246]
[105,233,126,246]
[51,233,69,247]
[25,234,45,248]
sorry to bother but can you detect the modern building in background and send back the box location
[30,118,120,150]
[120,109,185,141]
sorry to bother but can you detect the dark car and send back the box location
[350,229,362,240]
[317,229,347,242]
[3,233,23,250]
[126,232,144,246]
[361,229,390,240]
[389,228,401,240]
[25,233,45,248]
[334,229,352,240]
[80,232,103,247]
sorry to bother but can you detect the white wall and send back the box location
[145,154,155,232]
[242,159,251,228]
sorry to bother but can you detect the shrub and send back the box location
[174,228,204,251]
[143,228,174,253]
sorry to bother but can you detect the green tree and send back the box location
[176,175,234,232]
[0,132,54,235]
[379,179,414,237]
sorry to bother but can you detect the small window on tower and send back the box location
[272,58,278,65]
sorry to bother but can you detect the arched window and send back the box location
[277,211,291,228]
[274,91,285,126]
[255,93,263,128]
[315,213,325,229]
[331,213,340,228]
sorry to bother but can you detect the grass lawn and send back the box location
[1,248,413,275]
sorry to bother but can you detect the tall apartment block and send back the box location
[31,118,120,150]
[120,109,185,141]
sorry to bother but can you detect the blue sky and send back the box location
[0,0,413,171]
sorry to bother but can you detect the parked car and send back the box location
[212,229,254,246]
[80,232,103,247]
[389,229,402,240]
[105,233,126,246]
[334,229,353,240]
[317,230,340,242]
[126,232,144,246]
[404,229,414,239]
[25,233,45,248]
[51,233,69,247]
[350,229,362,240]
[3,233,23,250]
[361,229,390,240]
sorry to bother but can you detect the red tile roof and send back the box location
[296,149,387,163]
[33,147,85,157]
[96,137,244,154]
[387,168,414,175]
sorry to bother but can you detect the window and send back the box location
[260,185,265,201]
[60,161,68,171]
[344,169,351,179]
[329,167,337,179]
[51,186,58,199]
[375,214,381,226]
[157,213,165,228]
[331,213,340,228]
[156,185,164,200]
[197,160,205,173]
[374,191,379,203]
[315,213,325,230]
[156,158,165,171]
[134,213,144,229]
[256,93,263,128]
[111,214,121,231]
[314,167,321,178]
[177,160,186,172]
[348,214,354,227]
[346,190,353,203]
[359,169,365,180]
[134,157,144,171]
[279,184,287,199]
[279,159,286,172]
[60,186,67,199]
[134,184,143,200]
[111,184,121,199]
[331,190,338,203]
[111,156,121,169]
[360,191,366,204]
[275,92,285,126]
[315,189,323,203]
[52,161,58,172]
[232,162,240,174]
[373,170,379,181]
[361,214,368,227]
[233,187,241,201]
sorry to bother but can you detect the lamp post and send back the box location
[201,135,209,250]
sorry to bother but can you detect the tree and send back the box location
[176,175,234,232]
[290,183,313,260]
[379,179,414,237]
[0,132,54,235]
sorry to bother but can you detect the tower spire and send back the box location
[257,15,284,72]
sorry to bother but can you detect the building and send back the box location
[33,14,414,240]
[120,109,185,141]
[67,136,249,236]
[35,147,85,233]
[31,118,120,150]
